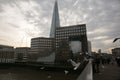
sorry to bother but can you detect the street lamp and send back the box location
[113,38,120,43]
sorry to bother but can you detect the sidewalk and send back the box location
[93,64,120,80]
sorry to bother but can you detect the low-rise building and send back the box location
[0,44,15,63]
[29,37,54,62]
[112,48,120,57]
[15,47,30,62]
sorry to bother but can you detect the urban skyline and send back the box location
[0,0,120,53]
[0,1,120,80]
[0,0,89,64]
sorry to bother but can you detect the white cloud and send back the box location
[0,0,43,47]
[88,28,109,35]
[93,36,108,40]
[102,39,113,45]
[73,0,79,7]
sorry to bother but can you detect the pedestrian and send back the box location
[94,55,100,73]
[116,57,120,66]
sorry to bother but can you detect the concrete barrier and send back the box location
[77,59,93,80]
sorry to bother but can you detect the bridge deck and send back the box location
[93,64,120,80]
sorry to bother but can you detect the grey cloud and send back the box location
[0,0,120,52]
[7,23,20,28]
[28,0,120,52]
[0,38,7,41]
[0,0,13,4]
[92,41,110,52]
[0,5,4,12]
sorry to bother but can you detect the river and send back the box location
[0,67,79,80]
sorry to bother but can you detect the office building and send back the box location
[88,41,92,55]
[28,0,60,62]
[0,45,15,63]
[29,37,54,62]
[29,0,88,64]
[15,47,30,62]
[50,0,60,38]
[55,24,88,62]
[112,48,120,57]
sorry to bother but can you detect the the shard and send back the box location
[50,0,60,38]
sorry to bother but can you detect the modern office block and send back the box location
[55,24,88,62]
[50,0,60,38]
[29,37,54,62]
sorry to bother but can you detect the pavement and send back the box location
[93,64,120,80]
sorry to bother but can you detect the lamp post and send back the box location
[113,38,120,43]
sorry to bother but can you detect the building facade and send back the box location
[0,45,15,63]
[29,37,54,62]
[112,48,120,57]
[50,0,60,38]
[15,47,30,62]
[88,41,92,55]
[55,24,88,62]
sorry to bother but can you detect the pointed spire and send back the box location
[50,0,60,38]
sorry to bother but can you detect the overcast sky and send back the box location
[0,0,120,53]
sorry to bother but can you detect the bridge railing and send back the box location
[76,59,93,80]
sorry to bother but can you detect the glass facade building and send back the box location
[55,24,88,63]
